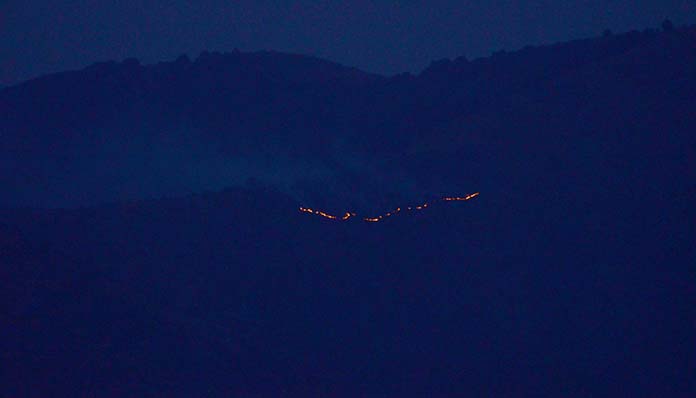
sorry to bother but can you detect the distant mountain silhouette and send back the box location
[2,24,696,207]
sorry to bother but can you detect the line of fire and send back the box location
[299,192,479,223]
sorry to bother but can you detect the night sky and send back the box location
[2,0,695,85]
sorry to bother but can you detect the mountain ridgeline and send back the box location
[1,23,696,397]
[2,24,695,208]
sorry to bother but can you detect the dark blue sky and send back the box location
[2,0,695,85]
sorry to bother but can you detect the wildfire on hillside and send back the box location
[299,192,479,222]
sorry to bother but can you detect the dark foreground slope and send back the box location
[1,182,694,397]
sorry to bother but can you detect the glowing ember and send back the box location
[299,192,479,222]
[442,192,479,201]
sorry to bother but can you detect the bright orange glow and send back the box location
[443,192,479,201]
[299,192,479,223]
[341,212,356,220]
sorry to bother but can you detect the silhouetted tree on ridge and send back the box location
[662,18,674,32]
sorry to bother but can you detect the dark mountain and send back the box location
[2,25,696,208]
[2,23,696,397]
[0,50,385,207]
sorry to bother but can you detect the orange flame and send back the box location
[442,192,479,201]
[299,192,479,223]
